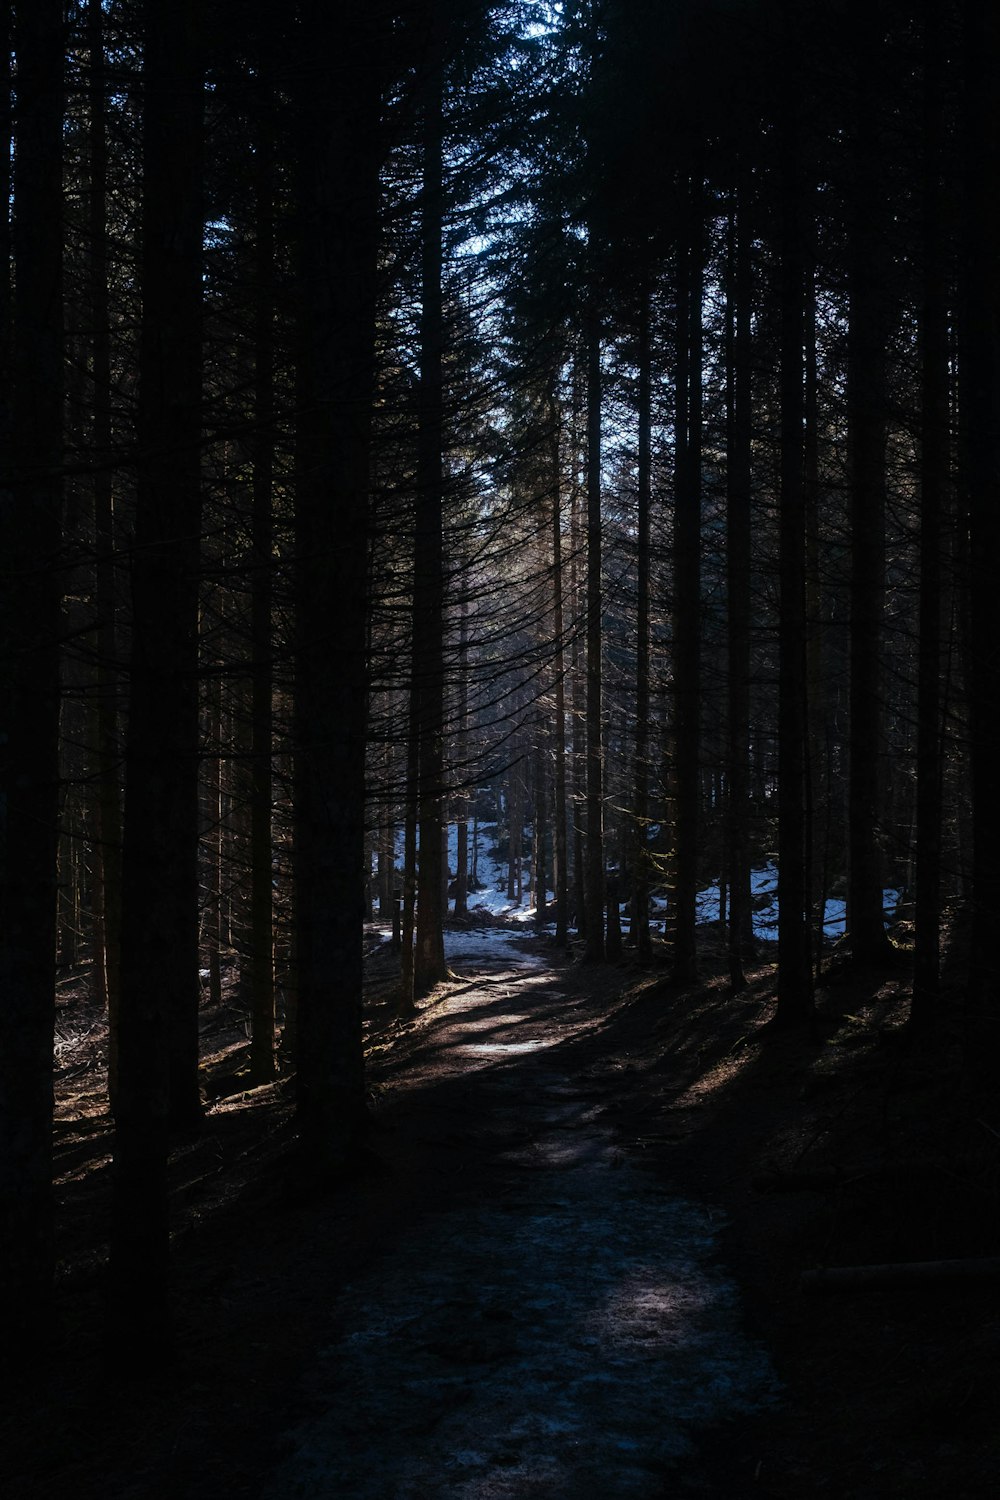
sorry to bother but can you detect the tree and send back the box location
[110,0,205,1357]
[292,2,385,1169]
[0,0,64,1373]
[774,5,814,1027]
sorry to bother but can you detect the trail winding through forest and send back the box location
[267,933,778,1499]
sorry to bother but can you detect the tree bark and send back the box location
[87,0,122,1089]
[846,5,893,966]
[0,0,63,1374]
[725,171,753,990]
[774,7,814,1026]
[584,305,606,959]
[110,0,204,1358]
[249,72,276,1082]
[550,394,569,945]
[963,0,1000,1065]
[292,4,381,1169]
[633,284,654,963]
[413,31,449,994]
[672,174,703,985]
[911,0,948,1028]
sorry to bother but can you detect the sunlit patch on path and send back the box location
[267,940,778,1498]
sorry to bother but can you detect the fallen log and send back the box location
[801,1257,1000,1294]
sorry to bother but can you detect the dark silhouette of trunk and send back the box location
[633,284,654,963]
[413,36,448,994]
[292,5,381,1169]
[584,305,605,959]
[725,169,753,990]
[249,74,276,1083]
[912,0,948,1028]
[570,479,587,936]
[847,7,893,966]
[453,603,470,919]
[774,10,814,1027]
[672,174,703,985]
[534,737,548,925]
[963,0,1000,1061]
[110,0,203,1358]
[550,395,569,945]
[204,669,224,1013]
[87,0,122,1092]
[399,705,419,1015]
[0,0,63,1374]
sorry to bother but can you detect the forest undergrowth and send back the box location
[10,922,1000,1499]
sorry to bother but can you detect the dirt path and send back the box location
[265,933,777,1498]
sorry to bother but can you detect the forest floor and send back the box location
[7,922,1000,1498]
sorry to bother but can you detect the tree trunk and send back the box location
[110,0,204,1359]
[292,5,381,1170]
[963,0,1000,1065]
[413,34,448,994]
[846,7,893,966]
[633,284,654,963]
[725,169,753,990]
[911,0,948,1028]
[249,72,276,1083]
[584,305,605,959]
[672,174,703,985]
[774,9,814,1026]
[0,0,63,1374]
[551,395,570,945]
[87,0,122,1090]
[454,603,469,919]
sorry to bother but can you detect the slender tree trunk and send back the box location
[775,9,814,1027]
[292,5,381,1169]
[551,396,570,945]
[633,284,654,962]
[399,705,418,1015]
[570,480,587,936]
[413,35,448,993]
[249,75,276,1082]
[0,0,63,1373]
[111,0,204,1358]
[847,8,892,966]
[584,306,605,959]
[725,170,753,990]
[205,669,224,1012]
[454,603,469,918]
[534,736,548,925]
[672,174,703,985]
[963,0,1000,1063]
[912,0,948,1028]
[87,0,122,1089]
